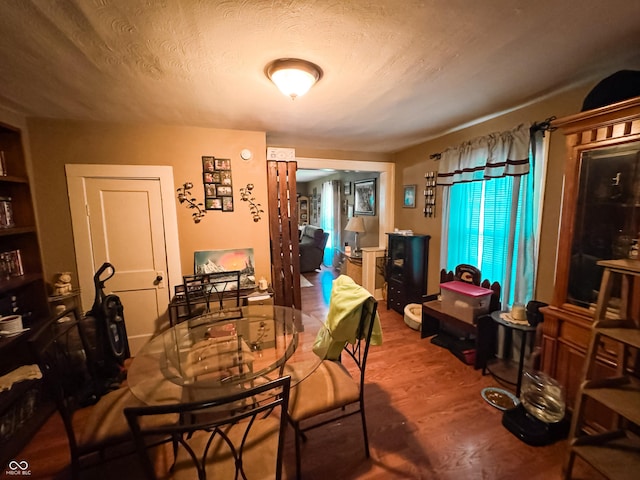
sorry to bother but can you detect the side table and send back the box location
[338,250,363,285]
[483,310,537,397]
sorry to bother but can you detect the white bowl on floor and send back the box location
[0,314,23,334]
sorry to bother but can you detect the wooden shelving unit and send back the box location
[298,195,309,225]
[563,259,640,479]
[0,121,50,466]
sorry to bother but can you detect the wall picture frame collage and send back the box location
[202,156,234,211]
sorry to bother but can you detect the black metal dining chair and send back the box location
[286,293,379,478]
[125,375,291,480]
[29,306,176,479]
[182,271,242,321]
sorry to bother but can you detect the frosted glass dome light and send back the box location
[266,58,323,99]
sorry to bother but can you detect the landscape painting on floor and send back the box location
[194,248,256,289]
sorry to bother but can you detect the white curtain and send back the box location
[438,123,531,185]
[320,180,342,267]
[438,123,544,306]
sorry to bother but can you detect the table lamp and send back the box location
[345,216,366,252]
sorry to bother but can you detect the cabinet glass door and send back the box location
[567,141,640,308]
[388,237,406,282]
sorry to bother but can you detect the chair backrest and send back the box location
[28,306,98,454]
[125,375,291,480]
[319,231,329,251]
[340,296,378,388]
[183,270,241,316]
[454,264,481,285]
[300,225,327,250]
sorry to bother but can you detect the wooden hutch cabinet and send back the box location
[386,233,430,314]
[540,97,640,428]
[0,122,50,465]
[298,195,309,225]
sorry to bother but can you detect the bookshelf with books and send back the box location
[0,121,50,466]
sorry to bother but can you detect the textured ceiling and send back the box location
[0,0,639,153]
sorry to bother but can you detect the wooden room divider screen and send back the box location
[267,160,302,310]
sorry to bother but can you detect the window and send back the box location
[440,125,545,306]
[446,175,526,305]
[320,180,341,267]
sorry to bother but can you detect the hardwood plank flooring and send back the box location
[14,268,604,479]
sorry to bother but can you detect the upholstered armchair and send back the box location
[299,225,329,272]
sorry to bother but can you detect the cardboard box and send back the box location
[440,281,493,324]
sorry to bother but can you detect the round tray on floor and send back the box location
[481,387,519,411]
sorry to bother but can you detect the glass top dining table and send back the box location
[127,305,327,405]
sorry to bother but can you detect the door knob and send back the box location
[155,275,163,282]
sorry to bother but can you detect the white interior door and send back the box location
[66,165,181,355]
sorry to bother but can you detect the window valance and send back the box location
[437,123,531,186]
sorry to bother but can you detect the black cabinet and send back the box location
[386,234,430,314]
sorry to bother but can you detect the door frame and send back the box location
[65,164,182,312]
[295,157,395,248]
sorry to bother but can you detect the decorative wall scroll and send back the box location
[177,182,206,223]
[203,156,233,212]
[239,184,264,222]
[424,171,437,217]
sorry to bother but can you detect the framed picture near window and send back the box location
[403,185,417,208]
[354,179,376,216]
[343,182,351,195]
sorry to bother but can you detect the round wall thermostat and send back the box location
[240,149,253,161]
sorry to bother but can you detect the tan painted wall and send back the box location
[392,84,594,303]
[25,119,270,294]
[1,80,600,306]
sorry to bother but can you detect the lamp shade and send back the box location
[345,216,365,233]
[266,58,323,99]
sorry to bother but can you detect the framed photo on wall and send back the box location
[206,197,222,210]
[202,156,215,172]
[205,184,217,198]
[216,185,232,196]
[220,171,232,185]
[354,179,376,216]
[403,185,416,208]
[214,158,231,170]
[221,196,234,211]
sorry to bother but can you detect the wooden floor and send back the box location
[16,267,603,479]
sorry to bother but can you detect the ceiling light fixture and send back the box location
[266,58,323,100]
